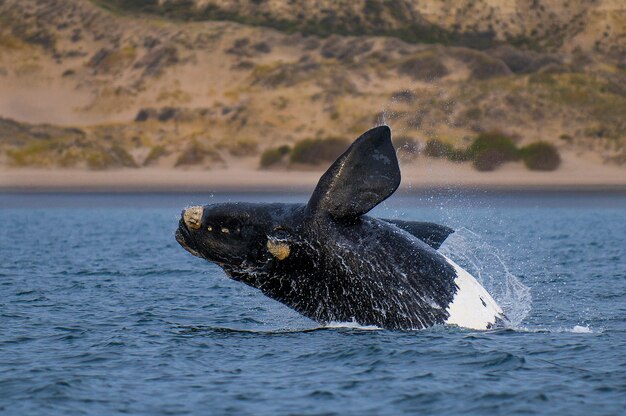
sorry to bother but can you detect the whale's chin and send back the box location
[175,225,201,258]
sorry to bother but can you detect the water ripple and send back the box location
[0,194,624,416]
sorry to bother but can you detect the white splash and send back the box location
[571,325,593,333]
[439,228,532,328]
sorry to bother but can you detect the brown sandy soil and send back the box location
[3,150,625,192]
[0,0,624,181]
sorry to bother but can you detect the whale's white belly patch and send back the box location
[443,256,504,330]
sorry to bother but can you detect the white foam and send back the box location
[514,325,596,334]
[439,229,532,328]
[325,320,382,330]
[443,256,504,330]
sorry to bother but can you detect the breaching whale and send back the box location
[176,126,505,330]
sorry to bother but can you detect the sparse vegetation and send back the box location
[7,141,58,167]
[95,0,506,49]
[110,144,138,168]
[398,53,448,81]
[463,107,482,120]
[143,145,169,166]
[3,119,138,169]
[227,139,258,157]
[175,140,223,167]
[87,46,136,74]
[290,137,349,165]
[450,48,511,80]
[391,90,416,103]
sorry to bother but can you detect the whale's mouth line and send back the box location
[176,220,201,258]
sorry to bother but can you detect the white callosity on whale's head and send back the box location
[443,256,504,330]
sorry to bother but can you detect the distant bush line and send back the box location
[258,131,561,171]
[95,0,523,51]
[259,137,349,168]
[424,131,561,171]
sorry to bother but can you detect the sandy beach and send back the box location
[3,151,625,193]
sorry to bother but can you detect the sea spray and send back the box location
[439,227,532,328]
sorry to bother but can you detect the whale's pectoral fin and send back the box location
[307,125,400,220]
[380,219,455,250]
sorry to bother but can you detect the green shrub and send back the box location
[290,137,349,165]
[559,134,574,143]
[260,145,290,168]
[424,139,453,158]
[520,142,561,171]
[467,131,519,161]
[467,131,519,171]
[447,148,470,162]
[472,149,508,171]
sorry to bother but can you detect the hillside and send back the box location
[98,0,626,56]
[0,0,624,172]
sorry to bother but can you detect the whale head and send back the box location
[176,202,302,271]
[176,202,280,269]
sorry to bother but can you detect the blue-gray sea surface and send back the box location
[1,191,625,415]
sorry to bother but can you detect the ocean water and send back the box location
[1,191,625,415]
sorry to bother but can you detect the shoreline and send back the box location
[2,161,626,193]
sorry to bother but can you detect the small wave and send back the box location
[472,351,526,370]
[324,321,383,331]
[175,321,384,335]
[512,325,596,334]
[175,324,327,335]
